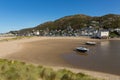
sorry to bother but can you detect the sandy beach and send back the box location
[0,37,120,80]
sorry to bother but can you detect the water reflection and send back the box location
[75,51,88,56]
[100,41,110,47]
[99,41,110,55]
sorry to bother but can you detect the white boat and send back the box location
[86,41,96,45]
[76,47,89,52]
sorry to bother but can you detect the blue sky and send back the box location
[0,0,120,33]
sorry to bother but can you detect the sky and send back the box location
[0,0,120,33]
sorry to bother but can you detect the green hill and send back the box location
[10,14,120,35]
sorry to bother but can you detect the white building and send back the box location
[97,30,109,39]
[34,30,40,36]
[115,28,120,30]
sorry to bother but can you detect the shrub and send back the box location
[54,69,74,80]
[42,68,55,80]
[37,66,46,78]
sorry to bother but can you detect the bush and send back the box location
[42,68,55,80]
[54,69,74,80]
[37,66,46,78]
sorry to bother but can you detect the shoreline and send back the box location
[47,66,120,80]
[0,36,120,80]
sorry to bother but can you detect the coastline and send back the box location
[0,36,120,80]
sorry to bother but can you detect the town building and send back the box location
[96,30,109,39]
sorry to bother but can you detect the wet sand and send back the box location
[0,37,120,80]
[5,37,95,67]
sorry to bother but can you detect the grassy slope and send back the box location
[0,59,102,80]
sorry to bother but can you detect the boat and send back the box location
[76,47,89,52]
[86,41,96,45]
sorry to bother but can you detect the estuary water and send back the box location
[63,40,120,75]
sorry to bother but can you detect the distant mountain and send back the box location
[10,14,120,34]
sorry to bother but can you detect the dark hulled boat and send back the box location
[76,47,89,53]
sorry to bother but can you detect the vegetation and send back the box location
[110,31,120,38]
[0,36,33,42]
[0,59,102,80]
[10,14,120,34]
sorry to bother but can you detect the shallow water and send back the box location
[63,40,120,75]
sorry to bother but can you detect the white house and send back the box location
[34,30,40,36]
[97,30,109,39]
[114,28,120,31]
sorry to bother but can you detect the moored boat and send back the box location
[86,41,96,45]
[76,47,89,52]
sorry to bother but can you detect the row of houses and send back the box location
[11,26,111,39]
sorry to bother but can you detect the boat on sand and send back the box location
[86,41,96,45]
[76,47,89,53]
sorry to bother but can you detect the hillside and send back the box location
[10,14,120,35]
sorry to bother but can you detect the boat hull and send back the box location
[76,49,88,53]
[86,42,96,45]
[86,43,96,45]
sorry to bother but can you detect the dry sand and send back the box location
[0,37,120,80]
